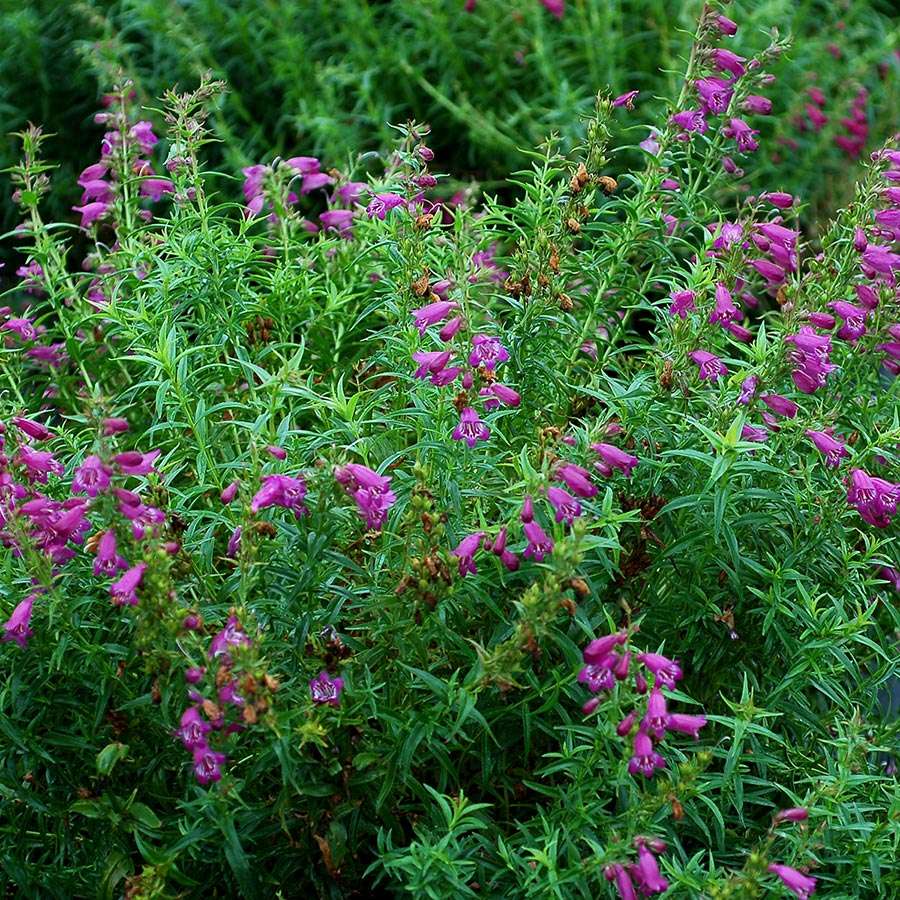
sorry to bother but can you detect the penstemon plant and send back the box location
[0,3,898,898]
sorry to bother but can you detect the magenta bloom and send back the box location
[12,416,53,441]
[480,383,521,409]
[469,334,509,369]
[807,312,835,329]
[366,192,405,220]
[192,746,227,785]
[828,300,868,343]
[2,318,37,341]
[579,662,615,693]
[93,530,128,577]
[452,407,490,448]
[110,562,147,606]
[592,442,638,477]
[220,480,240,504]
[209,615,252,661]
[335,463,397,530]
[522,520,554,562]
[696,76,733,114]
[774,808,809,824]
[634,841,669,894]
[452,531,485,576]
[628,731,666,778]
[715,14,738,35]
[266,444,287,460]
[114,449,161,476]
[669,289,696,319]
[538,0,564,18]
[412,300,458,335]
[642,689,669,740]
[16,445,64,483]
[670,108,707,135]
[709,283,739,325]
[583,631,627,664]
[547,486,582,524]
[177,707,212,750]
[762,192,794,209]
[847,468,898,528]
[412,349,452,379]
[129,121,158,154]
[689,350,727,381]
[612,90,639,109]
[319,208,354,236]
[140,177,174,201]
[742,94,772,115]
[309,670,343,707]
[738,375,759,405]
[554,462,596,498]
[73,202,109,228]
[2,593,36,648]
[606,865,638,900]
[862,244,900,275]
[250,474,308,518]
[439,316,463,341]
[805,430,848,467]
[102,417,129,435]
[637,652,682,689]
[710,48,746,78]
[762,394,798,418]
[767,864,817,899]
[666,713,707,739]
[723,118,759,152]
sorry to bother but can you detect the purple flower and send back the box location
[592,442,638,477]
[16,446,64,483]
[696,77,734,114]
[110,562,147,606]
[411,300,458,335]
[250,474,308,518]
[220,480,240,504]
[606,865,638,900]
[300,171,333,194]
[439,316,463,341]
[762,192,794,209]
[767,864,817,899]
[762,394,798,418]
[709,283,739,325]
[689,350,727,381]
[177,707,212,750]
[226,526,242,558]
[628,731,666,778]
[72,202,110,228]
[309,670,343,707]
[468,334,509,370]
[335,463,397,530]
[634,842,669,894]
[807,312,835,329]
[710,48,746,78]
[2,593,36,648]
[523,520,554,562]
[583,631,627,664]
[480,383,521,409]
[2,317,37,341]
[669,289,696,319]
[847,468,898,528]
[715,14,738,35]
[640,130,661,156]
[642,689,669,739]
[862,244,900,275]
[666,713,707,739]
[828,300,868,343]
[612,90,639,109]
[12,416,53,441]
[140,177,174,201]
[742,94,772,115]
[114,449,161,476]
[578,662,616,693]
[774,808,809,824]
[412,349,452,379]
[93,530,128,576]
[319,209,354,236]
[452,407,489,448]
[452,531,485,576]
[637,652,682,689]
[556,462,597,498]
[670,108,707,135]
[547,486,582,524]
[192,746,227,785]
[805,430,848,467]
[366,192,405,219]
[738,375,759,405]
[723,118,759,152]
[209,615,252,661]
[129,121,158,154]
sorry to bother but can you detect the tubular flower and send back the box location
[452,407,490,448]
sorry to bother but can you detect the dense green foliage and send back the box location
[0,1,898,898]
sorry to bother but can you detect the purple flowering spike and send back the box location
[666,713,707,739]
[522,520,554,562]
[468,334,509,370]
[592,442,639,477]
[452,531,485,576]
[767,864,817,899]
[335,463,396,530]
[411,300,458,335]
[628,731,666,778]
[847,469,898,528]
[555,462,597,498]
[192,746,227,785]
[110,562,147,606]
[177,707,212,750]
[452,407,489,448]
[689,350,727,381]
[805,430,848,467]
[2,593,36,648]
[310,670,343,707]
[546,486,582,524]
[642,689,669,739]
[762,394,798,418]
[637,652,682,688]
[669,289,696,318]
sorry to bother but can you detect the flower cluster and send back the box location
[578,631,707,778]
[605,836,670,899]
[334,462,397,530]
